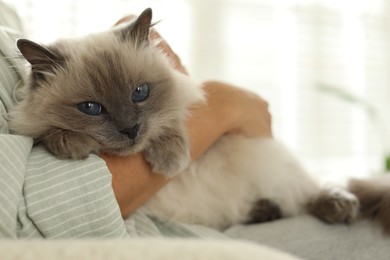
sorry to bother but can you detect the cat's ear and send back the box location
[17,38,64,80]
[117,8,153,47]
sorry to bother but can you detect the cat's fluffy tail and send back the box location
[348,175,390,234]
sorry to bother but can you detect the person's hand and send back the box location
[202,81,272,139]
[186,81,272,159]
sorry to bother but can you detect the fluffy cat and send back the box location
[9,8,360,230]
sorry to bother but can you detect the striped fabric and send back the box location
[0,0,226,240]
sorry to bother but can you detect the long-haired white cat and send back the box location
[9,8,362,230]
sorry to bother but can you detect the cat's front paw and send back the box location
[41,129,100,160]
[309,187,359,223]
[144,133,190,177]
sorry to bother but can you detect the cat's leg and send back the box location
[245,199,282,224]
[308,186,359,223]
[144,126,190,177]
[41,129,101,159]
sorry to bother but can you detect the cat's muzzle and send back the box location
[120,124,140,140]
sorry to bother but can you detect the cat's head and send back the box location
[8,8,203,159]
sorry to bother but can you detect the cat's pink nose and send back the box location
[120,124,140,139]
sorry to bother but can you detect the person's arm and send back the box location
[187,80,272,159]
[102,80,272,217]
[101,153,166,218]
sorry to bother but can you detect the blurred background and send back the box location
[5,0,390,181]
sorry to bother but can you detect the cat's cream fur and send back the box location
[9,8,363,230]
[142,137,324,229]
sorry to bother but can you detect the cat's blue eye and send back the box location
[132,83,150,103]
[77,102,102,116]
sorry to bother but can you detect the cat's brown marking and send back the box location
[308,187,359,223]
[349,177,390,234]
[16,39,65,83]
[246,199,282,224]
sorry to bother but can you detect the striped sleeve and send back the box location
[19,146,128,239]
[0,135,32,238]
[0,4,31,238]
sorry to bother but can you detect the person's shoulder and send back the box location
[0,1,24,32]
[0,1,27,132]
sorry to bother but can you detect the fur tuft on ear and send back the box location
[116,8,153,47]
[17,38,64,81]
